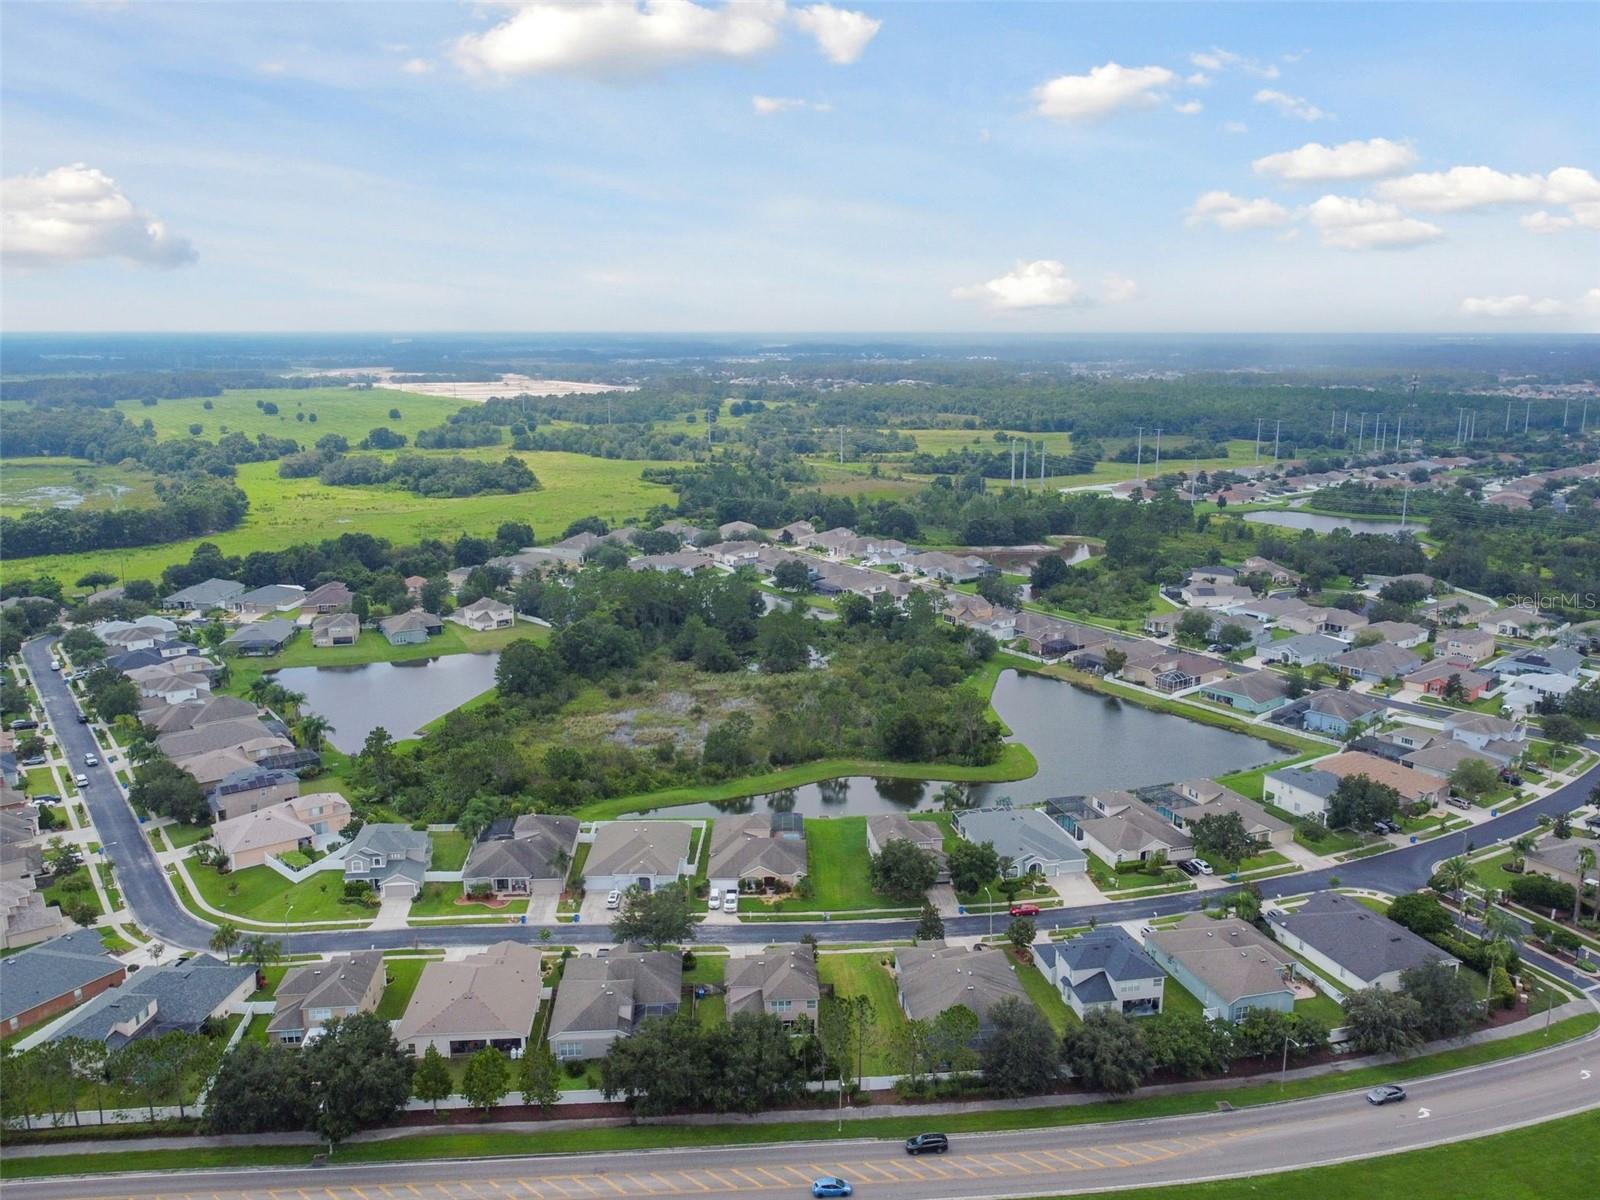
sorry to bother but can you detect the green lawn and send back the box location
[1471,849,1528,895]
[375,958,431,1021]
[815,951,906,1074]
[1294,989,1346,1026]
[1159,971,1205,1019]
[249,964,291,1000]
[408,882,516,917]
[429,830,470,871]
[772,817,898,912]
[1007,947,1079,1032]
[186,863,371,925]
[161,821,213,849]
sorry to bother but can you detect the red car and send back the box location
[1009,902,1040,917]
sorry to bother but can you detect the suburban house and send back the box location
[404,575,427,598]
[1171,779,1294,846]
[47,954,254,1048]
[0,879,68,950]
[718,520,761,540]
[1262,765,1342,820]
[866,813,948,882]
[208,767,300,822]
[141,693,258,737]
[904,551,989,583]
[583,821,694,894]
[1065,804,1192,866]
[162,578,245,611]
[451,598,515,631]
[724,946,820,1025]
[1363,620,1429,649]
[1299,689,1386,737]
[222,619,297,656]
[1479,607,1550,639]
[1117,646,1230,693]
[1263,633,1348,667]
[378,610,443,646]
[547,948,683,1061]
[1179,580,1254,609]
[343,824,432,899]
[1143,915,1299,1021]
[1197,670,1294,714]
[157,718,292,764]
[1523,840,1600,889]
[311,612,361,647]
[0,930,126,1035]
[1328,643,1424,683]
[1239,556,1301,586]
[1443,629,1498,662]
[1317,750,1449,807]
[395,942,544,1058]
[1268,892,1459,992]
[268,951,385,1045]
[462,814,579,896]
[300,582,354,613]
[1035,928,1165,1019]
[227,584,307,615]
[1445,711,1527,757]
[775,520,816,543]
[893,943,1030,1032]
[210,792,351,870]
[630,550,711,576]
[953,807,1087,877]
[1404,659,1492,700]
[1499,647,1585,679]
[126,663,212,704]
[1400,741,1497,779]
[706,812,807,899]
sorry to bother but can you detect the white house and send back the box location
[1261,766,1342,820]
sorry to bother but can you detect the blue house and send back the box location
[1300,689,1385,737]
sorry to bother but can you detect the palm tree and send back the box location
[1509,833,1538,873]
[294,714,334,751]
[1435,855,1473,906]
[1576,846,1598,926]
[245,675,274,706]
[1480,906,1521,1012]
[209,921,241,964]
[241,934,283,983]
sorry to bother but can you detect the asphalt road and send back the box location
[9,1023,1600,1200]
[22,636,1600,964]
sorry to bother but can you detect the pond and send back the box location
[1241,510,1417,537]
[274,653,501,752]
[648,669,1279,819]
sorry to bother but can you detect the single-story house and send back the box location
[378,610,443,645]
[173,747,262,790]
[1404,660,1492,701]
[311,612,360,647]
[1523,840,1600,890]
[630,550,712,575]
[584,821,694,894]
[451,597,514,632]
[904,551,989,583]
[0,879,68,951]
[547,948,683,1061]
[1317,751,1449,807]
[1444,711,1526,752]
[223,619,297,657]
[157,717,291,763]
[953,807,1087,877]
[396,942,544,1058]
[1262,765,1342,820]
[1179,581,1255,609]
[47,954,254,1048]
[300,582,354,613]
[1268,892,1459,992]
[1479,606,1551,639]
[1401,741,1497,780]
[268,951,385,1045]
[1143,915,1299,1022]
[894,943,1030,1033]
[705,539,763,566]
[706,812,807,897]
[866,813,948,883]
[1119,647,1230,693]
[1443,629,1498,663]
[226,584,307,615]
[1068,805,1192,865]
[211,792,351,870]
[1300,689,1387,737]
[1499,647,1585,678]
[1239,556,1301,586]
[718,520,761,540]
[1329,643,1424,683]
[1363,621,1429,649]
[1264,633,1348,668]
[141,693,258,737]
[1036,928,1164,1019]
[775,520,816,544]
[462,814,579,896]
[1197,670,1294,714]
[0,930,126,1035]
[343,823,431,899]
[724,946,820,1025]
[162,578,245,611]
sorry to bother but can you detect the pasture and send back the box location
[0,457,161,518]
[114,386,462,445]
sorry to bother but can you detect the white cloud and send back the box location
[752,94,829,114]
[1189,50,1226,72]
[1186,190,1293,230]
[1254,88,1329,121]
[1377,165,1600,212]
[453,1,878,77]
[1306,194,1443,250]
[1522,211,1575,235]
[402,57,434,74]
[1186,72,1211,86]
[954,260,1083,309]
[1572,202,1600,230]
[1173,100,1203,116]
[1188,47,1278,78]
[789,3,881,65]
[1224,121,1248,135]
[1461,294,1569,318]
[1,163,196,269]
[1032,62,1176,122]
[1253,138,1417,182]
[1100,273,1140,304]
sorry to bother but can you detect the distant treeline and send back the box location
[278,451,539,497]
[2,370,321,409]
[1,405,299,475]
[0,475,249,558]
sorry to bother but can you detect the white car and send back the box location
[605,889,622,910]
[74,773,90,789]
[84,753,99,767]
[707,888,721,911]
[722,891,738,913]
[1192,858,1214,876]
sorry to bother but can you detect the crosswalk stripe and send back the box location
[700,1171,738,1191]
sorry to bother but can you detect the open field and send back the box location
[7,452,677,585]
[0,457,162,518]
[186,862,371,926]
[115,386,462,445]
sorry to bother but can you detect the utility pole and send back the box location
[1505,400,1512,434]
[1329,408,1336,435]
[1135,428,1144,482]
[1357,412,1366,452]
[1040,446,1046,486]
[1009,438,1017,485]
[1399,487,1409,531]
[1393,411,1402,453]
[1582,398,1589,432]
[1343,410,1350,435]
[1153,428,1162,476]
[1256,417,1263,464]
[1524,401,1531,435]
[1021,439,1028,490]
[1563,396,1571,429]
[1273,419,1281,463]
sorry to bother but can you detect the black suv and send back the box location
[904,1133,949,1156]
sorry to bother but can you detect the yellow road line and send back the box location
[754,1169,790,1188]
[591,1175,627,1196]
[726,1169,766,1191]
[516,1179,546,1197]
[1035,1150,1084,1170]
[673,1174,710,1193]
[700,1171,738,1191]
[1015,1153,1058,1172]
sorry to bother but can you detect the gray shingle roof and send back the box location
[269,951,384,1036]
[547,950,683,1038]
[164,578,244,608]
[49,954,253,1047]
[894,944,1029,1023]
[464,815,579,883]
[1269,891,1458,984]
[0,931,124,1024]
[724,947,819,1017]
[1056,927,1164,984]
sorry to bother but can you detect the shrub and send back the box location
[1508,874,1575,912]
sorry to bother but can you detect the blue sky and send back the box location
[1,1,1596,332]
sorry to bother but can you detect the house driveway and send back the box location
[577,889,614,928]
[524,892,559,925]
[927,883,960,917]
[371,891,413,931]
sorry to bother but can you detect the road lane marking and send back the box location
[753,1169,790,1188]
[591,1175,627,1195]
[726,1168,765,1190]
[515,1178,546,1197]
[623,1175,654,1194]
[938,1158,983,1177]
[775,1167,814,1185]
[699,1171,738,1191]
[672,1173,710,1192]
[1015,1152,1058,1172]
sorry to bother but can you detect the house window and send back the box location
[771,999,792,1013]
[370,854,386,869]
[556,1042,583,1060]
[73,987,83,1000]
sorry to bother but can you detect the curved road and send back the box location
[8,1019,1599,1199]
[25,635,1600,962]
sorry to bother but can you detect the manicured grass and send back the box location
[9,452,679,586]
[408,882,515,917]
[186,863,371,925]
[160,820,213,849]
[1159,971,1205,1019]
[97,926,134,954]
[244,1013,273,1044]
[1293,989,1346,1026]
[1007,947,1080,1032]
[815,951,906,1074]
[375,958,431,1021]
[249,965,290,1000]
[773,818,889,912]
[429,830,470,871]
